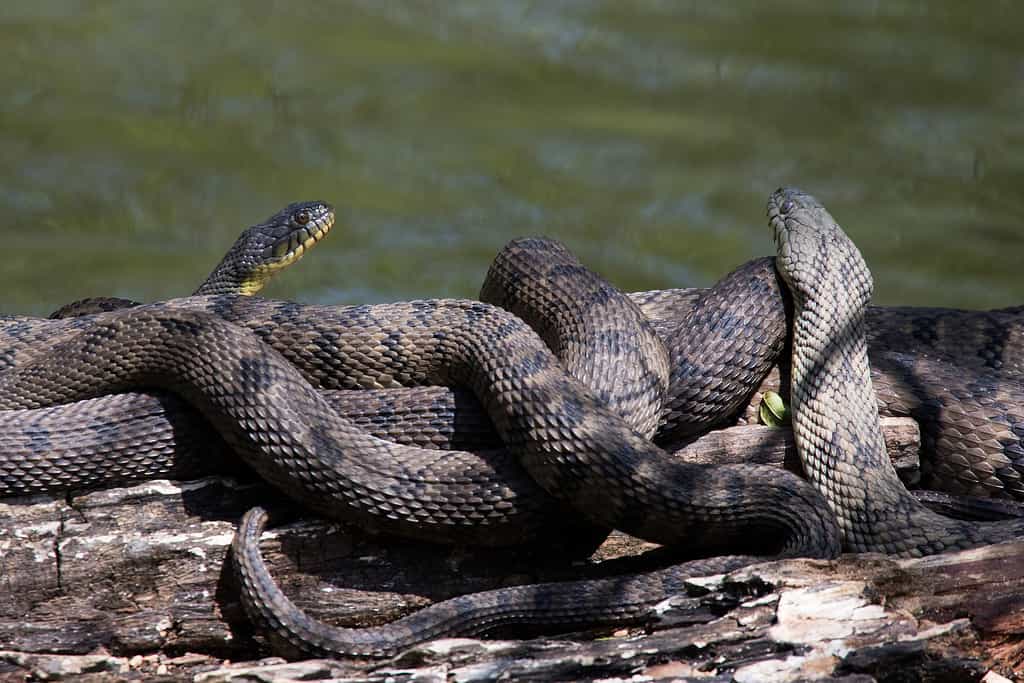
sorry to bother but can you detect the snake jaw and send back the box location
[767,188,800,297]
[246,205,336,291]
[254,201,335,270]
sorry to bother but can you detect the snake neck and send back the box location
[791,296,1024,556]
[193,201,335,297]
[790,296,917,551]
[195,257,267,296]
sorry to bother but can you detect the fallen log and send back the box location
[670,416,922,487]
[1,418,1021,681]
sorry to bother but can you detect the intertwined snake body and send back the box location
[227,188,1024,658]
[770,187,1024,555]
[1,250,838,552]
[4,257,1024,502]
[3,189,1023,657]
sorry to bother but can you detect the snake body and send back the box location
[0,304,592,546]
[0,253,798,531]
[479,237,670,439]
[233,506,755,659]
[5,257,1024,502]
[770,187,1024,556]
[4,189,1022,657]
[227,189,1024,659]
[226,237,833,659]
[2,251,839,553]
[49,201,335,318]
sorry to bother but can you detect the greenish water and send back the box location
[1,1,1022,316]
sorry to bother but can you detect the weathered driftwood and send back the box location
[1,418,1021,681]
[670,416,922,487]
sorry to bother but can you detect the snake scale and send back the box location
[2,236,840,550]
[4,264,1024,502]
[2,190,1023,657]
[770,187,1024,555]
[226,188,1024,658]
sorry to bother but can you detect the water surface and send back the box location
[1,1,1021,315]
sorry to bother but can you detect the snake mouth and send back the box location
[265,208,335,268]
[766,188,794,253]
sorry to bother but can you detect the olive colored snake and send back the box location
[2,191,1023,658]
[770,187,1024,555]
[227,189,1024,658]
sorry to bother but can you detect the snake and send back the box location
[0,264,842,552]
[225,188,1024,658]
[770,187,1024,556]
[234,506,758,659]
[4,255,1023,503]
[48,200,336,318]
[4,186,1023,505]
[2,195,1020,657]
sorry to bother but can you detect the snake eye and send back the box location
[294,210,311,226]
[780,199,795,215]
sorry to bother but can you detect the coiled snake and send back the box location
[5,256,1024,504]
[226,189,1024,658]
[5,261,1024,505]
[2,191,1023,657]
[1,246,840,551]
[770,187,1024,555]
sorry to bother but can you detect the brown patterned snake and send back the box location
[1,242,838,548]
[2,192,1020,657]
[4,258,1024,503]
[48,200,336,318]
[770,187,1024,555]
[5,234,1024,505]
[0,226,843,658]
[226,189,1024,658]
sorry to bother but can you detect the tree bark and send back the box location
[0,419,1020,682]
[670,416,922,487]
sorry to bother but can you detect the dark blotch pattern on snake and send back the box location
[6,260,1024,501]
[1,246,838,551]
[770,187,1024,556]
[230,189,1024,658]
[49,200,336,318]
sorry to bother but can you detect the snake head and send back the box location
[202,201,336,296]
[767,187,873,308]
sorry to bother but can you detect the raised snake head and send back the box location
[767,187,873,311]
[202,200,336,296]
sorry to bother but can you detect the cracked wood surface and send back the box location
[0,418,1021,681]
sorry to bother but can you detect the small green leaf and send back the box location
[759,391,789,427]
